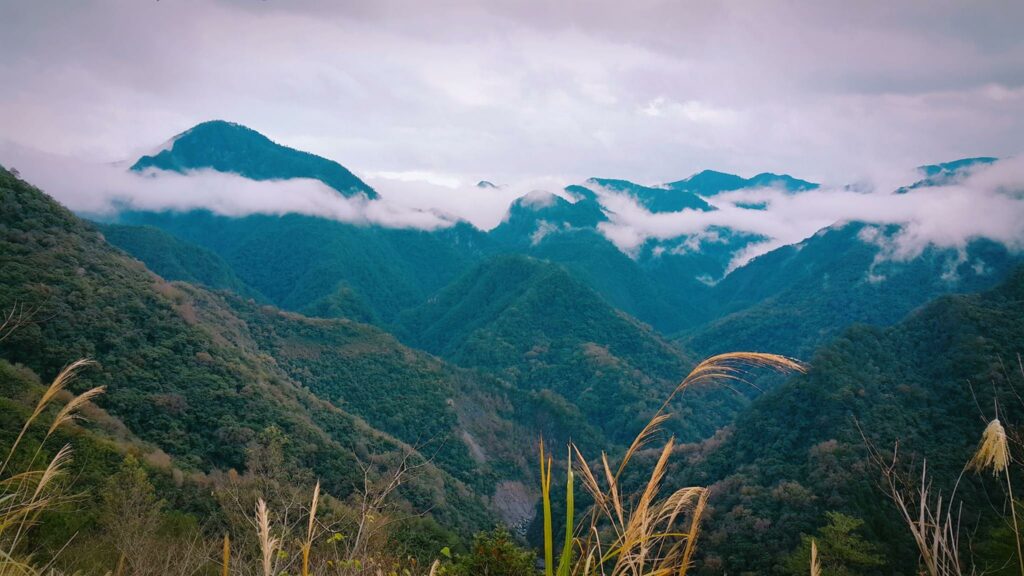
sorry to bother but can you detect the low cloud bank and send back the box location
[0,143,454,230]
[0,143,573,232]
[594,157,1024,270]
[362,174,572,230]
[4,142,1023,274]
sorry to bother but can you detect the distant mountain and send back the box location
[665,169,818,196]
[489,190,607,246]
[896,156,998,193]
[131,120,377,198]
[683,222,1021,358]
[672,265,1024,573]
[116,210,492,324]
[585,178,713,213]
[485,189,710,331]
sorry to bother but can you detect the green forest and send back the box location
[4,150,1024,576]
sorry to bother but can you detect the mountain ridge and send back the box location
[131,120,378,198]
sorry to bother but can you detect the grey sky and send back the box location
[1,0,1023,188]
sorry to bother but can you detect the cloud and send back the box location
[0,142,452,230]
[4,141,1023,277]
[593,157,1024,270]
[1,0,1022,186]
[364,175,571,230]
[0,141,573,232]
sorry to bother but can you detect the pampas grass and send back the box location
[540,352,803,576]
[968,419,1010,475]
[255,499,280,576]
[1,359,95,477]
[968,418,1022,576]
[809,540,821,576]
[301,481,320,576]
[0,358,103,576]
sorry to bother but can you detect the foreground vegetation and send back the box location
[9,345,1024,575]
[0,349,804,575]
[5,165,1024,573]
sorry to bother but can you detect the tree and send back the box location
[100,455,209,576]
[785,512,884,576]
[101,454,165,570]
[446,527,537,576]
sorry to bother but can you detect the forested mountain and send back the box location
[115,209,491,324]
[0,166,513,540]
[668,266,1024,574]
[398,255,756,448]
[131,120,378,198]
[112,123,1015,355]
[897,156,998,193]
[665,169,819,195]
[98,222,260,298]
[4,122,1024,575]
[585,177,713,212]
[683,222,1020,358]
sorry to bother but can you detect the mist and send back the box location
[4,141,1023,275]
[593,157,1024,270]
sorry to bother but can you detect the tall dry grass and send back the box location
[0,359,104,576]
[540,352,805,576]
[871,356,1024,576]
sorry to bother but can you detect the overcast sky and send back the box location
[2,0,1023,188]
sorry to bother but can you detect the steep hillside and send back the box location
[97,222,259,297]
[400,255,758,448]
[0,167,503,535]
[131,120,377,198]
[685,222,1020,358]
[672,266,1024,573]
[193,288,531,487]
[116,210,491,324]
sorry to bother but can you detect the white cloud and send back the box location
[1,0,1022,186]
[0,142,452,230]
[4,141,1024,276]
[591,157,1024,269]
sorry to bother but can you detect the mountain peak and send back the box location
[131,120,377,199]
[585,177,713,213]
[896,156,998,193]
[666,169,817,195]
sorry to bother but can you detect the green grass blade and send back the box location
[541,441,554,576]
[556,450,574,576]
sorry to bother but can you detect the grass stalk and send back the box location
[540,439,554,576]
[222,533,230,576]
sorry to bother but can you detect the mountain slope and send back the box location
[673,266,1024,573]
[0,167,507,534]
[896,156,999,193]
[488,189,712,332]
[586,178,713,213]
[489,190,607,247]
[131,120,377,198]
[400,255,760,448]
[684,222,1020,358]
[116,210,492,324]
[98,222,260,297]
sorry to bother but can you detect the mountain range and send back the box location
[2,120,1022,572]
